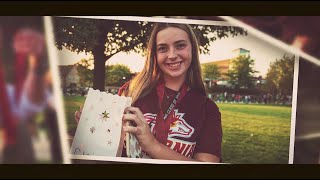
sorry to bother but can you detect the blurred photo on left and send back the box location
[0,16,65,163]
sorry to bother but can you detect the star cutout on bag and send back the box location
[90,126,95,133]
[100,110,110,122]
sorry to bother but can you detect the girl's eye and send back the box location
[176,43,187,50]
[157,46,168,53]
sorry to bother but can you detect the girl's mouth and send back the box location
[166,61,182,68]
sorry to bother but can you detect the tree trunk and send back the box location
[92,44,106,91]
[92,43,114,91]
[91,22,121,91]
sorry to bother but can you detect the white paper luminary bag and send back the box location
[70,88,132,157]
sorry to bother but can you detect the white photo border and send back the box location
[44,16,71,164]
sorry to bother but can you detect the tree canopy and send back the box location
[202,63,221,80]
[105,64,133,87]
[265,54,295,96]
[54,17,247,90]
[226,55,258,89]
[76,58,94,87]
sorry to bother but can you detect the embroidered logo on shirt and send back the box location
[168,109,195,139]
[144,110,195,139]
[143,110,196,157]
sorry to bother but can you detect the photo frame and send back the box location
[48,16,300,164]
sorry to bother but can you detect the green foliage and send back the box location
[202,63,221,80]
[54,17,247,56]
[192,25,247,54]
[63,96,85,136]
[54,18,100,53]
[265,54,295,96]
[59,65,74,92]
[53,17,152,55]
[76,58,94,87]
[105,64,133,86]
[53,17,247,90]
[226,55,258,89]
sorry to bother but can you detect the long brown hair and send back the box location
[122,23,206,103]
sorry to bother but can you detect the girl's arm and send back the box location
[123,106,220,163]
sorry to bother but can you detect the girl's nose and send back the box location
[168,48,177,60]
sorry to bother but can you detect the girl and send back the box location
[76,23,222,163]
[0,27,49,163]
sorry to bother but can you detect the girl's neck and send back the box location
[163,75,186,91]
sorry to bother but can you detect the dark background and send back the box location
[0,0,320,179]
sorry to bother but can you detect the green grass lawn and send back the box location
[218,103,291,164]
[63,96,86,135]
[64,96,292,164]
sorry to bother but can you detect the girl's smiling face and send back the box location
[156,27,192,82]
